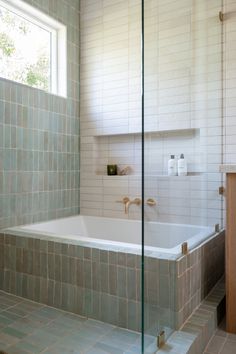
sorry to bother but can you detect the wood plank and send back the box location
[226,173,236,333]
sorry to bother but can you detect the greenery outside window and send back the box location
[0,0,67,97]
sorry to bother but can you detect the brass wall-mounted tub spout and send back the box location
[116,197,130,214]
[116,197,141,214]
[125,198,141,213]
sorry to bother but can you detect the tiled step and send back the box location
[156,278,225,354]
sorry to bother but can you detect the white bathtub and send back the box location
[14,215,215,256]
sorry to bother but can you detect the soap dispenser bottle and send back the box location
[178,154,187,176]
[168,155,177,176]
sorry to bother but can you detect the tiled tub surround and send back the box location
[0,0,80,230]
[0,217,225,337]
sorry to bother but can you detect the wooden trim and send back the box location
[226,173,236,333]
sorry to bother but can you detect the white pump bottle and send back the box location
[177,154,187,176]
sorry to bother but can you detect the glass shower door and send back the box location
[141,0,224,352]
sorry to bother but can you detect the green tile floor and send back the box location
[0,291,156,354]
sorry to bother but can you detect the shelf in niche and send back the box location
[94,127,199,138]
[97,172,203,178]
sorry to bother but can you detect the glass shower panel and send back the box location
[142,0,224,349]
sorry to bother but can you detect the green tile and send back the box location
[0,340,9,351]
[57,334,92,351]
[33,307,63,320]
[6,345,30,354]
[86,349,108,354]
[0,311,22,321]
[43,322,70,337]
[9,320,37,335]
[94,342,125,354]
[12,339,43,353]
[0,314,13,326]
[2,326,26,339]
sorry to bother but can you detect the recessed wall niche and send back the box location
[93,128,202,177]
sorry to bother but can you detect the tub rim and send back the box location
[1,215,221,261]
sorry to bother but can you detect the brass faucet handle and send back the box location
[146,198,157,206]
[116,197,130,204]
[133,198,142,205]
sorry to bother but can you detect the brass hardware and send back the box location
[116,197,130,214]
[157,330,165,348]
[125,198,141,214]
[215,224,220,233]
[133,198,141,205]
[116,197,141,214]
[116,196,130,204]
[182,242,188,255]
[146,198,157,206]
[219,186,225,195]
[219,11,224,22]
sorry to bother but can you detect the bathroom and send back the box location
[0,0,235,353]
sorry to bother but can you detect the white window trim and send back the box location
[0,0,67,97]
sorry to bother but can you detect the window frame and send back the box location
[0,0,67,97]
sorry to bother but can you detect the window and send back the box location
[0,0,67,96]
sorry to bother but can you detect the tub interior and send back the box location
[17,215,215,254]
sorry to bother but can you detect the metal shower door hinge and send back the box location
[219,186,225,195]
[219,11,224,22]
[157,330,165,348]
[182,242,188,255]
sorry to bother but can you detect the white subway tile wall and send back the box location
[80,0,226,227]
